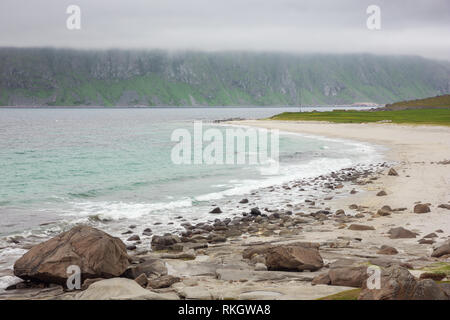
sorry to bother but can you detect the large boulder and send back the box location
[14,225,130,285]
[264,245,323,271]
[431,240,450,258]
[359,266,449,300]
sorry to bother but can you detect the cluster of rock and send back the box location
[5,164,450,300]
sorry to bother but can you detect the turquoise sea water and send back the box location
[0,107,377,237]
[0,106,383,290]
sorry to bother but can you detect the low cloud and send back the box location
[0,0,449,60]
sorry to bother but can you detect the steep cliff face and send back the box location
[0,48,449,106]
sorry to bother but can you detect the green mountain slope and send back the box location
[384,94,450,110]
[0,48,449,106]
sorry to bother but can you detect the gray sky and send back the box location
[1,0,449,60]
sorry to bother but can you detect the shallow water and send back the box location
[0,106,384,290]
[0,106,377,238]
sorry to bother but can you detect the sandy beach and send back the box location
[235,120,450,210]
[234,120,450,254]
[2,119,450,300]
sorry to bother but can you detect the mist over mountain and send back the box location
[1,48,449,106]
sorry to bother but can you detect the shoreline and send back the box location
[1,120,450,300]
[230,120,450,235]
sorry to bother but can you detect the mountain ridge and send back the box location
[1,48,449,106]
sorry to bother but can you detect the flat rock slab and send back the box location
[238,284,355,300]
[0,286,66,300]
[166,259,252,277]
[216,268,315,282]
[165,260,225,277]
[74,278,178,300]
[173,279,354,300]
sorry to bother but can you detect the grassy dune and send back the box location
[385,94,450,109]
[270,108,450,126]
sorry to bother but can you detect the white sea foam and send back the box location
[0,276,22,291]
[68,198,193,220]
[64,132,382,223]
[42,124,384,228]
[195,157,355,202]
[0,248,27,268]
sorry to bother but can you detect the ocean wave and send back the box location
[68,198,193,220]
[194,156,356,202]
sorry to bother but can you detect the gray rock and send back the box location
[255,263,268,271]
[348,224,375,231]
[359,266,449,300]
[388,227,418,239]
[123,258,167,279]
[388,168,398,176]
[377,245,398,255]
[431,240,450,258]
[414,204,431,214]
[151,234,181,251]
[209,207,222,214]
[265,245,323,272]
[75,278,178,300]
[13,225,130,285]
[147,275,181,289]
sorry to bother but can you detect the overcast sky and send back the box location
[0,0,449,60]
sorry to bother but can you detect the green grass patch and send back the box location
[421,262,450,276]
[317,289,361,300]
[386,94,450,109]
[270,108,450,126]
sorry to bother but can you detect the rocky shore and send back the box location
[1,120,449,300]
